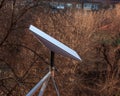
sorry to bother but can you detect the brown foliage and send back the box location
[0,1,120,96]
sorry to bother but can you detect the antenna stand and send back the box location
[26,51,60,96]
[50,51,55,77]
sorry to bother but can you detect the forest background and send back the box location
[0,0,120,96]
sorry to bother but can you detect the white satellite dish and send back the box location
[29,25,81,61]
[26,25,82,96]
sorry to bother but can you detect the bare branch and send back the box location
[0,0,16,46]
[0,58,19,80]
[0,0,42,47]
[14,1,42,24]
[0,0,5,9]
[5,43,49,65]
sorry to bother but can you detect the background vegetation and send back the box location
[0,0,120,96]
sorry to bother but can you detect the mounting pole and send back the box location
[50,51,55,68]
[50,51,55,77]
[27,25,81,96]
[50,51,60,96]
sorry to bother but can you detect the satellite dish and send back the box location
[29,25,81,61]
[26,25,82,96]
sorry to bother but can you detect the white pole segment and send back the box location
[38,76,50,96]
[26,72,51,96]
[52,77,60,96]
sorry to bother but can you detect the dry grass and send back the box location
[34,5,120,96]
[0,3,120,96]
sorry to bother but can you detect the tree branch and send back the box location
[0,0,5,9]
[0,58,19,82]
[0,0,16,46]
[5,43,49,65]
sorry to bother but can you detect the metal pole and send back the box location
[52,77,60,96]
[26,72,51,96]
[50,51,55,68]
[50,52,60,96]
[50,51,55,77]
[38,76,50,96]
